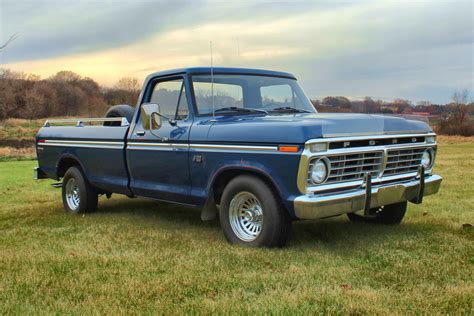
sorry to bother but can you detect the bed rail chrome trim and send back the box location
[41,139,124,149]
[44,117,130,127]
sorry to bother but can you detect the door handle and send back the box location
[136,131,145,136]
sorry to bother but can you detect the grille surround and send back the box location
[306,145,436,186]
[298,133,438,195]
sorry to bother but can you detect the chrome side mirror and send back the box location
[141,103,162,130]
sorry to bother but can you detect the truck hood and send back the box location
[206,113,432,144]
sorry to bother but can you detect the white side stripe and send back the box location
[41,140,124,149]
[40,140,279,152]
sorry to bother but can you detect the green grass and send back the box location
[0,142,473,314]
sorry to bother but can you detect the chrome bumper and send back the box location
[293,174,442,220]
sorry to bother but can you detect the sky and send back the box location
[0,0,473,103]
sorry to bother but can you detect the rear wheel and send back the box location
[347,202,407,225]
[220,175,291,247]
[62,167,98,214]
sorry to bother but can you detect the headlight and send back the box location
[310,158,329,184]
[310,143,328,153]
[426,136,436,144]
[421,148,434,169]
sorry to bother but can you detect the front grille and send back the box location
[308,151,383,184]
[328,136,425,149]
[383,148,425,176]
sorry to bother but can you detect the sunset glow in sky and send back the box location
[1,0,472,103]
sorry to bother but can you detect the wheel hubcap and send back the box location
[229,192,263,242]
[65,178,80,211]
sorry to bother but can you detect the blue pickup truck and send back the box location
[35,67,442,247]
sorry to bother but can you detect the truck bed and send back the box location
[36,118,132,195]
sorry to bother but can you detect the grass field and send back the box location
[0,140,473,314]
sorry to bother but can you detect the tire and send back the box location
[104,104,134,126]
[62,166,98,214]
[219,175,291,247]
[347,201,407,225]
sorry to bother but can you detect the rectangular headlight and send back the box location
[426,136,436,144]
[310,143,328,153]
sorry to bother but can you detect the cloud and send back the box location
[1,0,472,103]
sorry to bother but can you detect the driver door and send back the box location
[127,76,193,203]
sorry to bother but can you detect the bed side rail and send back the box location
[43,117,130,127]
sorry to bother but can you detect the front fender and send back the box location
[204,156,301,218]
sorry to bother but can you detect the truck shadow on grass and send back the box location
[95,197,454,248]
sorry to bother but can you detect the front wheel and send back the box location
[347,201,407,225]
[62,166,98,214]
[220,175,291,247]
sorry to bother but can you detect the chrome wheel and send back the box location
[229,191,263,242]
[65,178,80,211]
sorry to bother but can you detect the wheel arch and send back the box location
[209,166,287,212]
[56,154,86,179]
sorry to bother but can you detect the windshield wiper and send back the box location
[214,107,268,114]
[269,107,311,113]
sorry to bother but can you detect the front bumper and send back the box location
[293,174,442,220]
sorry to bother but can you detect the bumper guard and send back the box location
[293,169,442,220]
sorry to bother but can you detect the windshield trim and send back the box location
[190,73,316,117]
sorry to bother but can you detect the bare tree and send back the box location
[0,33,19,50]
[451,89,469,125]
[115,77,140,92]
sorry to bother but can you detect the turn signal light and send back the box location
[279,145,299,152]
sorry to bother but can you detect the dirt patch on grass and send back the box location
[0,147,36,160]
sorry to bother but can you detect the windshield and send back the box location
[192,74,317,115]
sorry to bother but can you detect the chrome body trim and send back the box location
[41,139,124,149]
[293,174,442,220]
[38,139,279,152]
[128,142,189,151]
[297,134,438,194]
[44,117,130,127]
[306,133,436,144]
[190,144,278,152]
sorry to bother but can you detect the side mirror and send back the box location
[141,103,162,130]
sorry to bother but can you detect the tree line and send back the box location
[312,94,473,136]
[0,69,140,120]
[0,68,472,135]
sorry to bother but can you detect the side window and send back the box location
[149,79,189,120]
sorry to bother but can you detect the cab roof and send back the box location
[145,67,297,81]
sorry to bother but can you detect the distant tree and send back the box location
[391,98,412,114]
[451,89,469,125]
[107,77,141,105]
[416,100,431,107]
[49,71,82,83]
[115,77,140,92]
[362,97,379,113]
